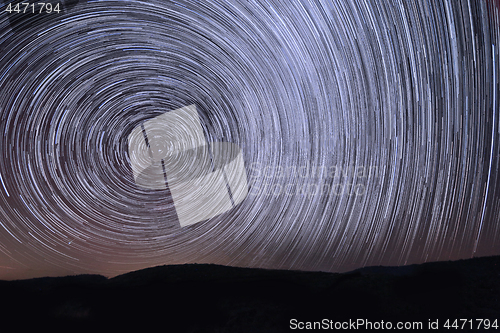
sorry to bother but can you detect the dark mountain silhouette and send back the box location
[0,255,499,332]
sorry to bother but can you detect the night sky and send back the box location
[0,0,499,280]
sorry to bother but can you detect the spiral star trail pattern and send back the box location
[0,0,499,279]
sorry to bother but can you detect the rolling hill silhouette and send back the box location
[0,256,499,332]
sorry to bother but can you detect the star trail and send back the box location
[0,0,499,280]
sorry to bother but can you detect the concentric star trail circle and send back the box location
[0,0,499,278]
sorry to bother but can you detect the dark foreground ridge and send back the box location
[0,256,499,332]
